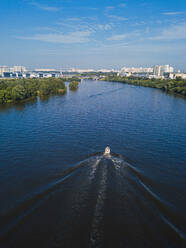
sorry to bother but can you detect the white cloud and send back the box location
[108,15,128,21]
[56,17,113,33]
[105,6,115,10]
[18,31,92,44]
[107,34,128,41]
[66,18,82,22]
[30,2,59,12]
[163,12,184,16]
[150,22,186,40]
[91,43,129,52]
[97,24,112,31]
[108,31,140,41]
[118,3,126,8]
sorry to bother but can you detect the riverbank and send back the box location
[0,78,80,104]
[103,76,186,98]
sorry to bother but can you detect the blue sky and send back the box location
[1,0,186,70]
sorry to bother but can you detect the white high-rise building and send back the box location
[11,66,26,72]
[0,66,10,75]
[153,65,174,77]
[153,65,161,77]
[120,67,153,74]
[68,68,95,73]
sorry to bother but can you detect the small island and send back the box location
[69,81,79,91]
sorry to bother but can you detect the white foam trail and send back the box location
[89,165,107,248]
[89,159,100,181]
[111,157,123,171]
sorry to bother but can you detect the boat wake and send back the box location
[0,152,185,248]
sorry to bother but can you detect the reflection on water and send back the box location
[39,95,50,102]
[0,93,61,113]
[0,98,37,113]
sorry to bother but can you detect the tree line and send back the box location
[104,76,186,97]
[0,78,67,104]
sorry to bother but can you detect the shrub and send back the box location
[69,81,79,91]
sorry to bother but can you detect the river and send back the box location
[0,80,186,247]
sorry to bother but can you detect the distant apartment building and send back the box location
[35,69,57,72]
[0,66,10,76]
[173,73,186,79]
[98,69,119,73]
[118,65,175,79]
[119,66,153,77]
[153,65,174,77]
[120,67,153,74]
[11,66,26,73]
[0,65,27,76]
[67,68,95,73]
[3,72,12,78]
[153,66,161,77]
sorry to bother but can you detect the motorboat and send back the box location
[104,146,111,156]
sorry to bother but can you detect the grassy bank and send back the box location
[103,76,186,97]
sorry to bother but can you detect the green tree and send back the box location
[0,90,6,103]
[69,81,79,91]
[12,85,27,101]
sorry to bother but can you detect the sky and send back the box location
[1,0,186,70]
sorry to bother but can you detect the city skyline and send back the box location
[2,64,186,80]
[1,0,186,70]
[0,64,178,72]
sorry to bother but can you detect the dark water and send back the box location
[0,80,186,248]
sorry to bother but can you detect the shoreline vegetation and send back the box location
[69,81,79,91]
[103,75,186,98]
[1,75,186,105]
[0,78,80,104]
